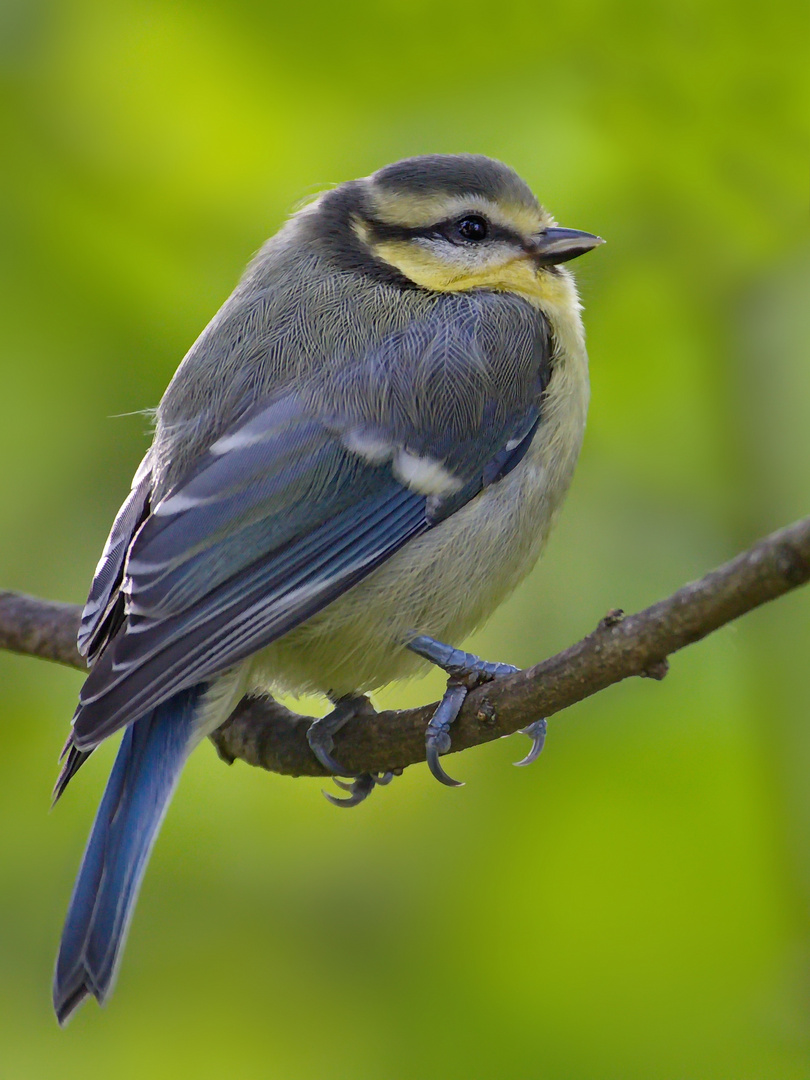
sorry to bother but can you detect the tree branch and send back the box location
[2,514,810,778]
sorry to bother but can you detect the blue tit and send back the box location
[52,154,602,1023]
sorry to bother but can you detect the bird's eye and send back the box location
[455,216,489,242]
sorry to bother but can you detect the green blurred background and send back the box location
[1,0,809,1076]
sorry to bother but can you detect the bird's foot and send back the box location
[324,770,396,808]
[407,634,521,786]
[423,679,469,786]
[306,694,376,778]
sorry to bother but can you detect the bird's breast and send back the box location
[246,316,589,700]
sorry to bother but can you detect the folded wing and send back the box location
[69,293,552,757]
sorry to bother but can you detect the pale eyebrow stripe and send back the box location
[367,190,543,236]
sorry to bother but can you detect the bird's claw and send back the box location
[426,734,464,787]
[306,695,376,778]
[307,733,356,778]
[513,718,547,767]
[322,771,394,808]
[424,680,468,787]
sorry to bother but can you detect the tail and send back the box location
[53,686,202,1025]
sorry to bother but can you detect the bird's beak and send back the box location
[527,227,605,267]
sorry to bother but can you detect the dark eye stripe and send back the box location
[362,214,524,249]
[456,221,523,247]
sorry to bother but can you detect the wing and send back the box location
[71,292,551,752]
[77,451,152,664]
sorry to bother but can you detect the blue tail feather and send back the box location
[53,686,202,1025]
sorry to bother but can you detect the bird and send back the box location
[51,153,602,1024]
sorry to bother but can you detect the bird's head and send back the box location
[307,154,603,304]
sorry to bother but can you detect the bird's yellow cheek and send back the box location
[371,241,556,308]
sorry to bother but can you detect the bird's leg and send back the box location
[306,694,396,808]
[407,635,520,682]
[407,634,532,786]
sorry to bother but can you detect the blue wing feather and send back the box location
[72,479,428,747]
[67,295,552,756]
[77,452,152,662]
